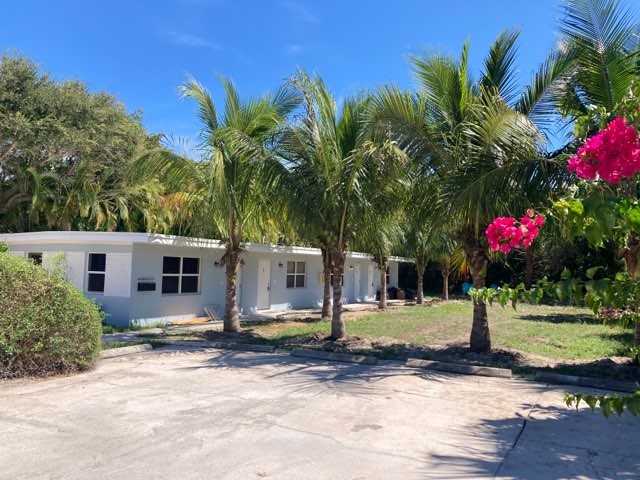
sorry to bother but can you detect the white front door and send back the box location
[354,265,361,301]
[368,265,374,299]
[256,259,271,310]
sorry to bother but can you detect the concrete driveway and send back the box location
[0,347,638,480]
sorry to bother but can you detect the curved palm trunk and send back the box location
[330,248,346,340]
[467,245,490,353]
[379,262,388,309]
[416,263,425,305]
[321,247,331,319]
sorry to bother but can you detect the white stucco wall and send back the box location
[1,240,134,325]
[1,232,410,326]
[241,250,325,312]
[129,243,228,324]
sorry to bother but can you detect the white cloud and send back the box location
[286,44,305,55]
[166,31,222,50]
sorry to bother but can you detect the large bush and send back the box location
[0,252,103,378]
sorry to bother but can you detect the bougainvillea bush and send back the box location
[474,91,640,417]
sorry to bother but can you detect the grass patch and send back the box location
[102,322,166,334]
[244,300,634,364]
[101,340,167,350]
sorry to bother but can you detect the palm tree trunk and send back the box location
[320,247,331,319]
[379,262,388,309]
[621,236,640,347]
[223,217,241,333]
[416,263,425,305]
[331,262,346,339]
[327,243,349,340]
[467,245,490,353]
[525,246,533,289]
[442,259,450,301]
[223,249,241,333]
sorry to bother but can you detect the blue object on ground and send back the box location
[461,282,472,294]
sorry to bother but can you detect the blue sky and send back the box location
[2,0,562,141]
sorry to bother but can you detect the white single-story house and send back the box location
[0,231,407,326]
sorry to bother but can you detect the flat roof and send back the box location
[0,231,411,263]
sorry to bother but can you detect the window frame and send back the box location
[27,252,43,265]
[161,256,201,296]
[286,261,306,289]
[87,253,107,294]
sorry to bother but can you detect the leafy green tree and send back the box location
[281,71,407,339]
[0,53,162,233]
[139,75,298,332]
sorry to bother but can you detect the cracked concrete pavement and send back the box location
[0,347,638,479]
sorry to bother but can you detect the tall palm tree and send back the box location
[370,30,567,353]
[139,75,298,332]
[280,70,406,339]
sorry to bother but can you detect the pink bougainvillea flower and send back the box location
[568,117,640,184]
[485,212,545,252]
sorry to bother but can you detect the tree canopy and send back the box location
[0,53,165,233]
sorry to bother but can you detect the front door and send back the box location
[368,265,374,299]
[354,265,361,301]
[256,259,271,310]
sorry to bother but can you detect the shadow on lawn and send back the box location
[518,313,599,325]
[195,330,640,383]
[596,330,635,345]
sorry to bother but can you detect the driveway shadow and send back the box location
[421,400,639,479]
[175,348,447,399]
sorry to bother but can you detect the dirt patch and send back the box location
[202,331,259,342]
[162,314,640,383]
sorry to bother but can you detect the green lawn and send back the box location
[246,300,633,362]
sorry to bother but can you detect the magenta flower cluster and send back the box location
[567,117,640,184]
[485,210,545,253]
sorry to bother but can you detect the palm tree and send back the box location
[354,213,403,309]
[139,76,298,332]
[557,0,640,122]
[403,220,431,305]
[280,70,407,339]
[370,31,567,353]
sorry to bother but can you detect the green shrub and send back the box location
[0,252,104,378]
